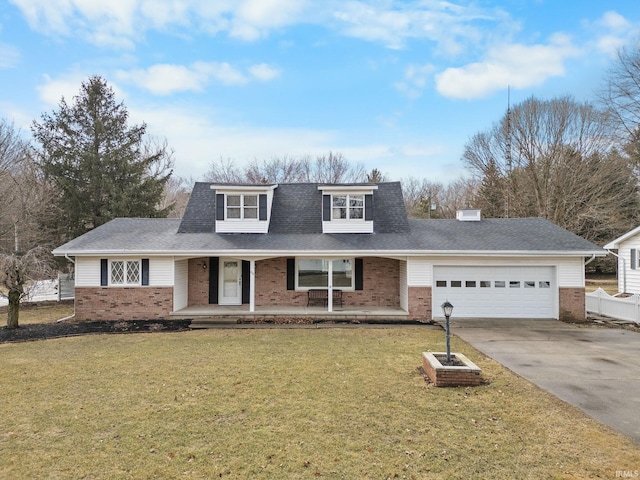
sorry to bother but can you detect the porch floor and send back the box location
[171,304,410,325]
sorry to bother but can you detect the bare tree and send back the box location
[0,246,56,329]
[206,152,368,184]
[160,175,192,218]
[599,39,640,140]
[463,95,638,243]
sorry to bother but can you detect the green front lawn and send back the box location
[1,327,638,479]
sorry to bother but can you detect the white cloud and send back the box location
[395,63,435,98]
[117,61,280,95]
[10,0,309,48]
[248,63,281,81]
[36,72,127,108]
[435,34,581,99]
[0,43,20,69]
[590,11,637,57]
[332,0,510,54]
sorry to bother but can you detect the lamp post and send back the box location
[441,300,454,365]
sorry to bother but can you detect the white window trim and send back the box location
[109,259,141,286]
[295,258,355,291]
[225,193,259,221]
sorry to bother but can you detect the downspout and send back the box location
[605,249,625,295]
[57,254,76,322]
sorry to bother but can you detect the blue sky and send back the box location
[1,0,639,184]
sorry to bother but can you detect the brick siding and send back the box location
[408,286,431,321]
[188,258,210,306]
[75,287,173,321]
[559,287,586,323]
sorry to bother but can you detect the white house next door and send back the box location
[219,259,242,305]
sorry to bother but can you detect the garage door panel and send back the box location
[432,266,555,319]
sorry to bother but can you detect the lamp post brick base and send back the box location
[422,351,482,387]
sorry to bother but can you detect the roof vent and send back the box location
[456,209,481,222]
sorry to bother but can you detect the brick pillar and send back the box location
[408,286,431,321]
[559,287,586,323]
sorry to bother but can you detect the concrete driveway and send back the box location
[449,318,640,443]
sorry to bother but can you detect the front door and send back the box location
[219,259,242,305]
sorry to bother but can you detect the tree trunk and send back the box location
[7,290,20,329]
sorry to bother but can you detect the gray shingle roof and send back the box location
[52,180,603,256]
[53,216,603,255]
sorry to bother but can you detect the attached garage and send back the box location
[432,266,556,319]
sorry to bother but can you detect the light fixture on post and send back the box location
[441,300,454,365]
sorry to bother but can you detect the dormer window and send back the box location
[212,184,278,234]
[318,185,377,233]
[333,194,364,220]
[227,194,258,220]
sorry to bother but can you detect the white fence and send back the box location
[586,288,640,324]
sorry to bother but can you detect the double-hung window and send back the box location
[110,260,141,286]
[226,194,258,220]
[297,259,354,289]
[332,195,364,220]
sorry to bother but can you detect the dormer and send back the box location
[212,184,278,233]
[318,185,378,233]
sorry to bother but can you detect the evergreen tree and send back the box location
[32,76,173,241]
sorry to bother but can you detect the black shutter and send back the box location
[100,259,108,286]
[141,259,149,286]
[209,257,219,304]
[286,258,295,290]
[632,249,637,270]
[355,258,363,290]
[364,194,373,221]
[322,195,331,221]
[259,194,267,221]
[216,194,225,220]
[242,260,250,304]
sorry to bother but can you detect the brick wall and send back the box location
[559,287,586,323]
[255,258,307,306]
[408,286,431,321]
[75,287,173,321]
[188,258,210,306]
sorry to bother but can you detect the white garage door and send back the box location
[432,266,556,319]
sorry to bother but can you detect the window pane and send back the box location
[227,195,240,207]
[436,280,446,287]
[510,281,520,288]
[127,261,140,284]
[451,281,462,287]
[539,281,551,288]
[480,281,491,287]
[349,196,364,207]
[243,195,257,206]
[244,207,258,219]
[465,281,476,287]
[332,259,353,287]
[111,261,124,284]
[349,206,364,219]
[333,207,347,219]
[333,196,347,207]
[524,281,535,288]
[298,259,328,287]
[227,207,241,219]
[495,281,505,288]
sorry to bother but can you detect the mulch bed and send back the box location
[0,319,192,344]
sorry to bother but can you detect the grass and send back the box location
[585,274,618,295]
[0,301,74,326]
[1,326,639,479]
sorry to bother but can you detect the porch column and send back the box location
[249,260,255,313]
[328,260,333,313]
